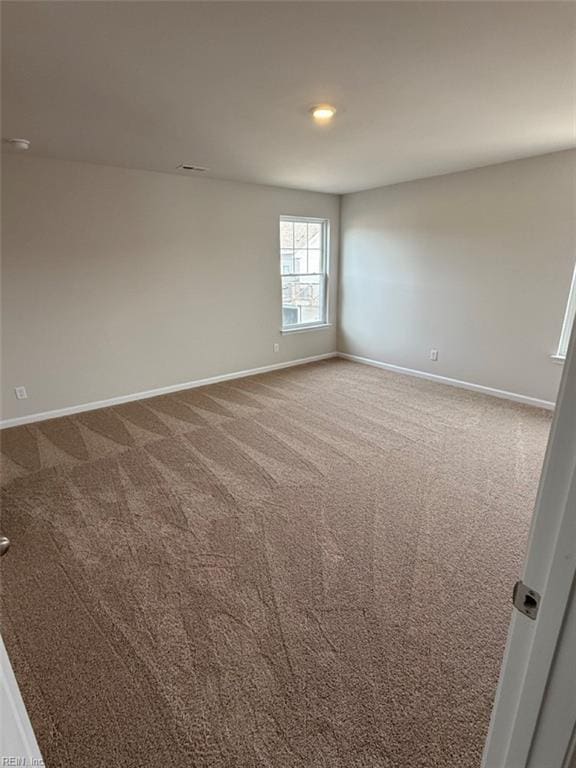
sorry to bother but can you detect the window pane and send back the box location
[294,249,307,274]
[308,249,322,273]
[281,250,294,274]
[308,222,322,248]
[280,221,294,249]
[282,306,299,326]
[294,222,307,249]
[282,275,324,326]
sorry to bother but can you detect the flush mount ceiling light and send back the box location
[310,104,336,124]
[2,137,31,151]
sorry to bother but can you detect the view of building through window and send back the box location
[280,217,328,329]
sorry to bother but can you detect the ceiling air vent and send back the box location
[178,164,209,172]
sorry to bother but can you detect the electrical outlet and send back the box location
[14,386,28,400]
[273,343,280,353]
[430,349,438,361]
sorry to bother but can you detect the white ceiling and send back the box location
[2,1,575,194]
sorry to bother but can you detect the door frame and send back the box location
[0,634,44,764]
[482,320,576,767]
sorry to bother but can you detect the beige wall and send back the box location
[1,155,339,420]
[339,150,576,403]
[3,150,573,421]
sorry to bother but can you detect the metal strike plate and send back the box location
[512,580,540,620]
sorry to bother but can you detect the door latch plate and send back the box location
[512,580,540,620]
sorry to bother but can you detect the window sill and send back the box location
[550,354,566,364]
[281,323,333,335]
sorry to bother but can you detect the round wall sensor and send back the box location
[3,138,31,151]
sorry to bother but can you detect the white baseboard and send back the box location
[1,350,554,429]
[338,353,555,411]
[0,352,338,429]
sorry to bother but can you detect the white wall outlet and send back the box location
[430,349,439,361]
[273,343,280,353]
[14,386,28,400]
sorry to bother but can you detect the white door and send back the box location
[0,634,44,766]
[482,320,576,767]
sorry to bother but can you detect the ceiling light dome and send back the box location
[310,104,336,123]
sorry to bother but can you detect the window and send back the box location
[557,264,576,359]
[280,216,329,331]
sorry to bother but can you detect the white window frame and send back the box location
[555,264,576,361]
[279,215,330,333]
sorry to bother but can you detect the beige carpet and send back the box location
[0,359,551,767]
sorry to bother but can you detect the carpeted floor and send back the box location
[0,359,551,768]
